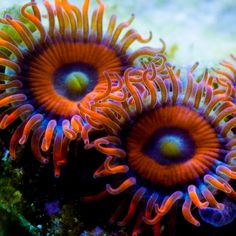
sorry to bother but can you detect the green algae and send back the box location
[0,151,40,236]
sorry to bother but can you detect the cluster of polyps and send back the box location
[0,0,235,235]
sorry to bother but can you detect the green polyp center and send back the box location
[143,127,195,165]
[53,63,98,101]
[65,71,89,94]
[159,136,182,159]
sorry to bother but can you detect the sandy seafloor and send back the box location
[1,0,236,68]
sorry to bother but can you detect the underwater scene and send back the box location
[0,0,236,235]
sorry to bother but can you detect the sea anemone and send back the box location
[210,54,236,98]
[85,61,236,235]
[0,0,160,176]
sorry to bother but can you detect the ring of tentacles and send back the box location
[210,54,236,98]
[0,0,162,176]
[86,60,236,233]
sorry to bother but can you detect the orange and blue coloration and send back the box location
[210,54,236,98]
[86,59,236,235]
[0,0,160,176]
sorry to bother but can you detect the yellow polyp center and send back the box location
[65,71,89,94]
[159,136,182,158]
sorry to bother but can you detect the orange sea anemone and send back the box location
[0,0,162,176]
[210,54,236,98]
[85,61,236,235]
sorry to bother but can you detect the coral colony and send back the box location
[0,0,235,235]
